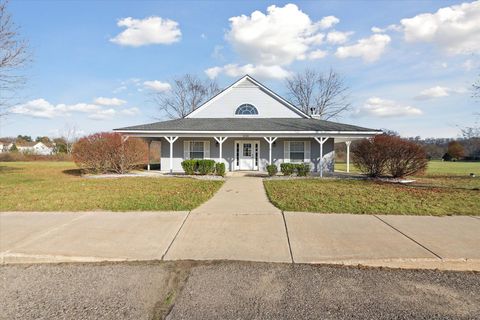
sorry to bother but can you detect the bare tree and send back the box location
[60,124,79,154]
[0,0,30,118]
[474,76,479,99]
[285,69,351,119]
[460,113,480,139]
[152,74,220,119]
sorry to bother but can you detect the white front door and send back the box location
[235,141,259,170]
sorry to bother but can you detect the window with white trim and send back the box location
[235,104,258,115]
[189,141,204,159]
[289,141,305,163]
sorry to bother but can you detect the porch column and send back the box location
[147,139,151,171]
[213,137,228,164]
[314,137,329,178]
[164,136,178,174]
[345,140,352,173]
[263,137,277,165]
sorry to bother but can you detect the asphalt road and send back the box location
[1,261,479,320]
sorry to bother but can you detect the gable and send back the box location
[186,76,307,119]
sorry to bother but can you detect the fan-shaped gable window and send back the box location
[235,104,258,115]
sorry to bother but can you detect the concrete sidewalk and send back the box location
[1,211,479,270]
[1,177,479,270]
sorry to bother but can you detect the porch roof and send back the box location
[114,118,381,135]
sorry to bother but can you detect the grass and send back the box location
[335,160,480,176]
[265,160,480,215]
[0,162,223,211]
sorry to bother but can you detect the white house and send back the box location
[0,142,13,153]
[115,75,381,175]
[15,141,55,155]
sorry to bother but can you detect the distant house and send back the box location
[0,140,13,153]
[15,141,55,155]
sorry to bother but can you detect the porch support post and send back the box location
[345,140,352,173]
[263,137,277,165]
[147,139,151,171]
[213,137,228,164]
[164,136,178,174]
[314,137,329,178]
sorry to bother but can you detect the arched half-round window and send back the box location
[235,104,258,115]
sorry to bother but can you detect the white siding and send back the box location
[190,79,303,119]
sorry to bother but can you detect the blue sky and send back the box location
[2,0,479,138]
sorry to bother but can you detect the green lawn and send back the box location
[0,162,223,211]
[265,161,480,215]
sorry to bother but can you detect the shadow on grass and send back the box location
[62,168,84,176]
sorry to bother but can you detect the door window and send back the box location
[243,143,252,157]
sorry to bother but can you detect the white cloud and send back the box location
[318,16,340,29]
[326,31,353,44]
[415,86,466,100]
[112,85,127,94]
[143,80,171,92]
[11,99,58,118]
[226,4,331,65]
[416,86,450,100]
[11,99,102,119]
[371,24,402,33]
[335,34,391,62]
[110,16,181,47]
[10,98,135,120]
[308,49,328,60]
[93,97,126,106]
[120,107,140,116]
[462,59,479,71]
[211,45,224,60]
[88,108,116,120]
[400,1,480,55]
[357,97,422,117]
[205,63,290,80]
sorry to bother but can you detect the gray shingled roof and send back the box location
[115,118,379,132]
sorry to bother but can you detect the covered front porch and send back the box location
[137,134,365,177]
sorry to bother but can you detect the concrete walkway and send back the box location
[1,177,479,270]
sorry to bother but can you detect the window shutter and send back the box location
[284,141,290,163]
[204,141,210,159]
[183,141,190,160]
[304,141,311,163]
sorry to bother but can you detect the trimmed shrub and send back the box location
[266,164,278,176]
[197,159,216,175]
[352,135,428,178]
[72,132,147,174]
[215,162,226,177]
[280,163,296,176]
[296,163,310,176]
[181,160,197,175]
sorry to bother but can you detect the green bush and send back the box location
[280,163,296,176]
[215,162,226,177]
[198,159,216,175]
[181,160,197,175]
[266,164,278,176]
[296,163,310,176]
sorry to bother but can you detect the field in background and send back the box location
[335,160,480,176]
[0,162,223,211]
